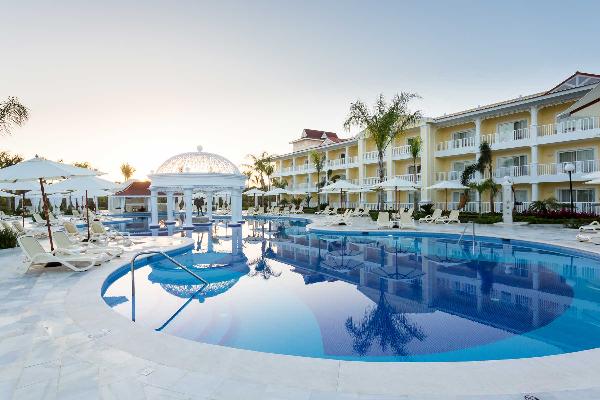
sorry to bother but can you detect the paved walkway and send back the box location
[2,222,600,399]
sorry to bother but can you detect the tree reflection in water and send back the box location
[248,240,281,280]
[345,289,425,356]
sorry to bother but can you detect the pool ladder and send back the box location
[458,221,476,253]
[130,250,208,321]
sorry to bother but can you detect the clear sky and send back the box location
[1,0,599,181]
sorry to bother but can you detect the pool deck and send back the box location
[2,219,600,399]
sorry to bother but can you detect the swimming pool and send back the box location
[101,218,600,362]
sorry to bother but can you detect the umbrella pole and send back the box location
[22,193,25,227]
[445,189,448,211]
[86,189,91,241]
[38,178,54,251]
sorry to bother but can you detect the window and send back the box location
[340,153,346,160]
[407,165,421,174]
[498,120,527,141]
[408,191,420,204]
[514,190,528,204]
[558,149,594,163]
[558,189,595,203]
[496,155,528,177]
[452,161,470,172]
[452,130,475,142]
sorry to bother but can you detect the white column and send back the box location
[150,188,158,226]
[184,187,193,228]
[419,123,432,203]
[474,117,482,161]
[206,191,214,220]
[532,183,539,202]
[358,132,365,186]
[385,146,394,207]
[231,189,242,223]
[530,105,539,140]
[166,190,175,222]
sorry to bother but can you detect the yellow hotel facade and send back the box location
[271,72,600,212]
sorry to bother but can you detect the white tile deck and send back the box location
[2,221,600,399]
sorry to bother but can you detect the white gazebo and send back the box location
[147,146,246,232]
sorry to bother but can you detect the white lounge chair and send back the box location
[32,213,51,226]
[18,235,107,272]
[10,220,48,238]
[90,221,132,245]
[376,212,394,229]
[419,209,442,223]
[399,213,417,229]
[436,210,461,224]
[53,231,123,259]
[326,207,338,215]
[580,221,600,232]
[315,206,330,215]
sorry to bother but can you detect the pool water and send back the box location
[102,218,600,362]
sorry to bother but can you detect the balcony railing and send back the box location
[538,117,600,137]
[392,145,413,158]
[537,160,600,176]
[481,127,530,145]
[363,176,382,186]
[326,156,358,169]
[437,201,600,215]
[395,173,421,184]
[436,136,476,152]
[363,151,380,162]
[434,170,465,182]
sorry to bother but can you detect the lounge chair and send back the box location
[405,208,414,217]
[326,207,338,215]
[399,213,417,229]
[71,210,81,218]
[32,213,50,226]
[10,221,48,238]
[90,221,132,245]
[419,209,442,223]
[53,231,123,259]
[324,209,352,226]
[436,210,461,224]
[580,221,600,232]
[292,205,304,214]
[315,206,330,215]
[376,212,394,229]
[17,235,107,272]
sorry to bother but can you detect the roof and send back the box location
[114,181,151,196]
[302,129,339,140]
[560,82,600,117]
[434,71,600,122]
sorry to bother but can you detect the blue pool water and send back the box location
[101,218,600,362]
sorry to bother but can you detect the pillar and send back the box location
[183,187,194,232]
[165,189,176,235]
[206,191,214,221]
[231,188,243,223]
[474,117,482,161]
[150,188,159,236]
[532,183,539,202]
[419,123,433,203]
[358,132,365,186]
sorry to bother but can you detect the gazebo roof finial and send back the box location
[197,145,203,152]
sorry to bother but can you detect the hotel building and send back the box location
[271,72,600,212]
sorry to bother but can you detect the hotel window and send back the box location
[558,149,594,172]
[514,190,528,204]
[407,165,421,175]
[558,189,595,203]
[452,130,475,142]
[496,155,528,176]
[497,120,527,141]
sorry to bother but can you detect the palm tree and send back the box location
[408,137,422,211]
[264,163,274,191]
[120,163,136,181]
[0,151,23,169]
[344,93,421,210]
[0,97,29,135]
[243,152,272,190]
[468,182,487,215]
[310,150,326,199]
[461,142,495,213]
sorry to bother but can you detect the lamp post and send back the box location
[564,162,575,212]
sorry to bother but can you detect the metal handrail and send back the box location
[130,250,208,321]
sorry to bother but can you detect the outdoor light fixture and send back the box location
[564,162,576,212]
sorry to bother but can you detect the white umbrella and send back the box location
[321,180,360,209]
[244,188,266,208]
[264,187,289,205]
[370,177,417,210]
[0,181,44,225]
[427,180,468,211]
[348,187,372,207]
[0,157,100,250]
[47,176,118,240]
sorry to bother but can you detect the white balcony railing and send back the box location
[482,127,530,145]
[537,160,600,176]
[363,151,380,162]
[436,136,476,152]
[363,176,382,186]
[392,145,413,158]
[326,156,358,169]
[538,117,600,137]
[434,170,465,182]
[395,173,421,184]
[491,165,531,179]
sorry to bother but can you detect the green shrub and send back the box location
[0,227,18,249]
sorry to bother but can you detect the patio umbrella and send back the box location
[427,180,468,211]
[244,188,265,208]
[321,180,360,209]
[370,177,417,211]
[48,176,118,240]
[0,181,43,225]
[264,188,289,205]
[348,187,372,208]
[0,157,100,250]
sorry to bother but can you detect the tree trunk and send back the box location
[378,151,385,210]
[489,168,495,213]
[412,158,418,212]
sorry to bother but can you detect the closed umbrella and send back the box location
[0,157,100,250]
[370,177,417,211]
[427,180,468,211]
[321,180,360,209]
[243,188,265,208]
[0,181,42,225]
[47,176,118,240]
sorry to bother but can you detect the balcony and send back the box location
[537,160,600,182]
[395,173,421,185]
[538,116,600,144]
[481,127,531,150]
[435,136,476,157]
[392,145,413,160]
[363,150,380,164]
[326,156,358,170]
[363,176,382,186]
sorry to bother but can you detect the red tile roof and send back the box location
[302,129,339,140]
[114,181,151,196]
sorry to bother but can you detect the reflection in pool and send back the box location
[102,218,600,362]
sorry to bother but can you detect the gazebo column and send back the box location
[206,191,214,221]
[149,188,159,236]
[230,188,243,224]
[165,189,176,235]
[183,187,194,236]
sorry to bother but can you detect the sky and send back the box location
[2,0,600,181]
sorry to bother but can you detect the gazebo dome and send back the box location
[155,145,240,175]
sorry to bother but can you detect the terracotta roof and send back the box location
[302,129,339,140]
[114,181,151,196]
